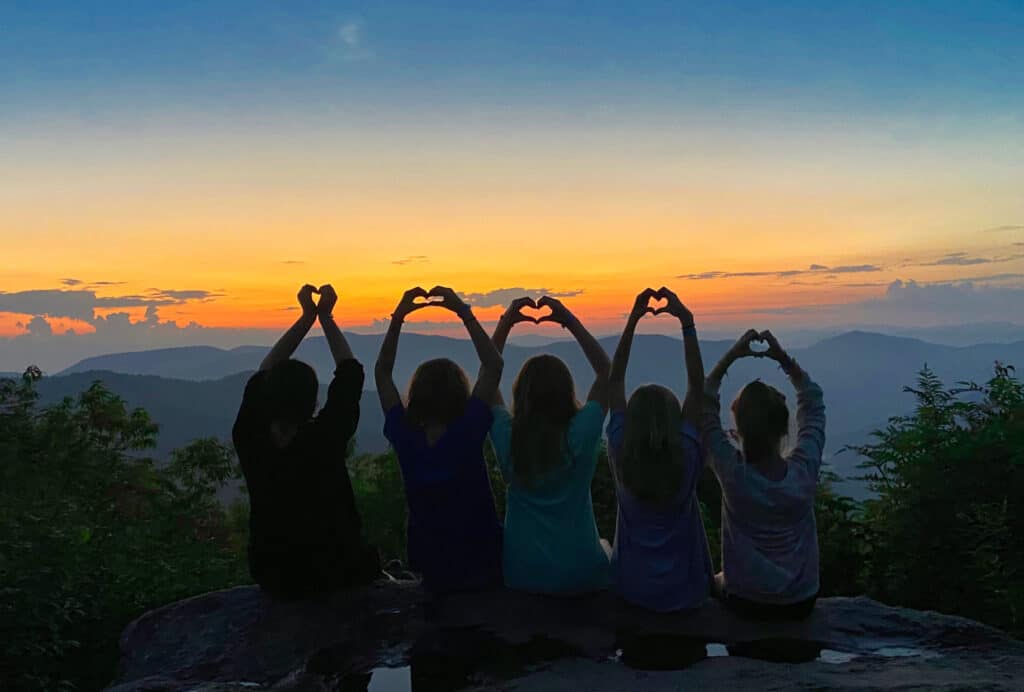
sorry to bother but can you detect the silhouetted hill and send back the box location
[42,331,1024,499]
[34,370,387,458]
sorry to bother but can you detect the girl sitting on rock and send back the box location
[703,329,826,620]
[606,287,713,612]
[489,296,611,595]
[375,286,504,594]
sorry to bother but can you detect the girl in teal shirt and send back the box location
[489,296,612,594]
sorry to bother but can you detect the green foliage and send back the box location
[849,363,1024,634]
[0,371,248,691]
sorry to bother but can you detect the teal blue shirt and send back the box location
[489,401,611,594]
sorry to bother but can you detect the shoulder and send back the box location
[606,409,626,447]
[490,404,512,429]
[332,358,365,385]
[243,370,269,398]
[457,396,494,433]
[383,402,409,442]
[573,400,606,430]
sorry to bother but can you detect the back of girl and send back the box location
[607,288,712,612]
[703,329,826,620]
[489,296,611,595]
[375,286,504,594]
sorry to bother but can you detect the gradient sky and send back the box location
[2,1,1023,362]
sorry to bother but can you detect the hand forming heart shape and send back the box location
[505,296,556,325]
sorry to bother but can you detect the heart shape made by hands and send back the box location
[749,336,770,354]
[411,295,446,306]
[648,295,669,315]
[519,303,553,324]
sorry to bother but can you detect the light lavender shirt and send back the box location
[702,372,826,604]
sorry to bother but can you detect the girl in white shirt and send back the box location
[702,329,826,620]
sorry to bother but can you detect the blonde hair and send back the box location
[619,384,685,507]
[510,354,579,485]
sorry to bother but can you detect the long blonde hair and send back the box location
[620,384,685,507]
[510,355,580,485]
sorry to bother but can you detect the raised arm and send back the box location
[317,284,355,366]
[657,287,704,424]
[761,330,826,474]
[705,329,761,394]
[259,284,318,371]
[539,296,611,409]
[490,297,538,405]
[374,287,430,412]
[702,329,761,474]
[610,289,656,411]
[429,286,504,404]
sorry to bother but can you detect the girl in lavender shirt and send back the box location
[606,288,713,612]
[703,329,826,620]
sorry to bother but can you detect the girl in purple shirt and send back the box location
[606,288,713,612]
[374,286,504,594]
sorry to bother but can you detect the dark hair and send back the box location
[731,380,789,463]
[265,359,319,424]
[406,358,470,427]
[510,354,580,485]
[620,384,685,507]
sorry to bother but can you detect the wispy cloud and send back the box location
[392,255,429,266]
[61,278,82,286]
[677,264,881,281]
[982,225,1024,233]
[335,19,372,61]
[280,260,305,265]
[459,287,584,307]
[923,252,992,267]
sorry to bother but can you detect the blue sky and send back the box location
[4,1,1022,120]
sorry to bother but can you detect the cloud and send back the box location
[61,278,82,286]
[677,264,882,280]
[145,288,222,302]
[392,255,429,266]
[335,20,371,61]
[0,288,223,322]
[924,252,992,267]
[280,260,305,265]
[983,225,1024,233]
[458,287,585,308]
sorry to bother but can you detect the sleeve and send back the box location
[701,380,741,479]
[569,400,606,476]
[680,419,704,497]
[488,405,514,481]
[605,410,626,477]
[459,396,495,447]
[788,376,826,479]
[232,370,269,458]
[313,359,365,448]
[382,402,408,453]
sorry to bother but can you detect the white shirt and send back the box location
[702,372,826,604]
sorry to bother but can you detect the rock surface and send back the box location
[108,580,1024,691]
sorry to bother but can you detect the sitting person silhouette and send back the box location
[375,286,504,594]
[703,329,826,620]
[233,284,380,599]
[489,296,611,595]
[606,288,713,612]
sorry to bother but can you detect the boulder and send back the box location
[108,580,1024,691]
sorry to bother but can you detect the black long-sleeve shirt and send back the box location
[232,358,378,598]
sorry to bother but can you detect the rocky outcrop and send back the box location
[108,580,1024,691]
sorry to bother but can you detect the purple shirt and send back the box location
[607,411,713,612]
[384,396,503,593]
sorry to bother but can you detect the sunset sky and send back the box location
[2,1,1023,370]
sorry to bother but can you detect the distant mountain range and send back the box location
[21,331,1024,499]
